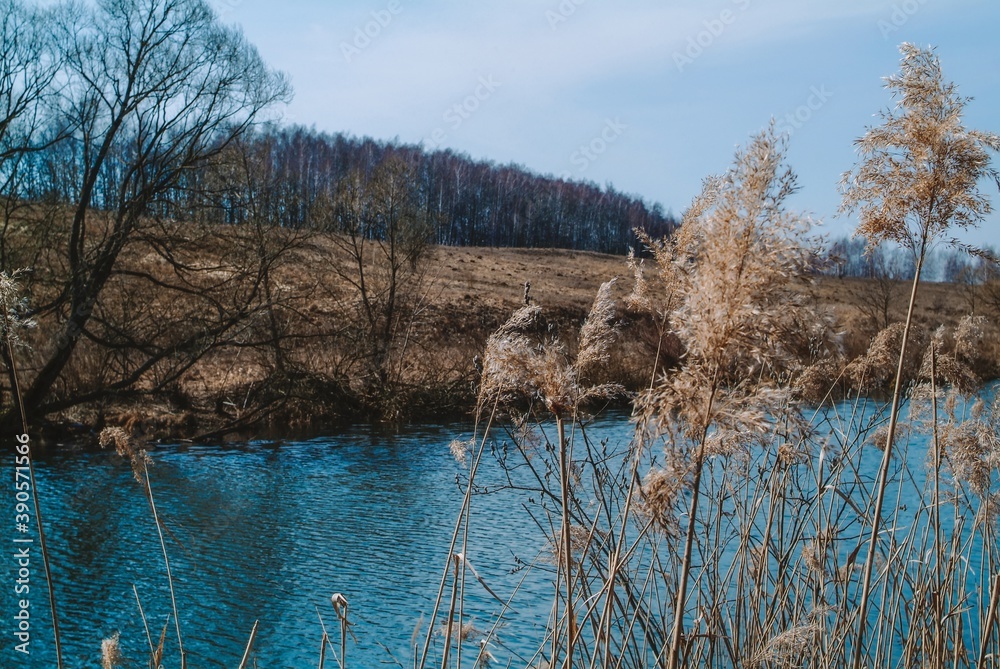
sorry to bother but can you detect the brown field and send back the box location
[420,245,998,379]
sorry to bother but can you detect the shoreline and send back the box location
[5,235,997,446]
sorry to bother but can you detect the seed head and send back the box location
[749,610,828,668]
[634,462,688,536]
[942,423,994,497]
[449,438,473,467]
[99,427,151,484]
[330,592,349,620]
[575,279,619,376]
[101,632,124,669]
[0,270,35,348]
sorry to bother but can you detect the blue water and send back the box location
[1,417,634,669]
[1,394,995,668]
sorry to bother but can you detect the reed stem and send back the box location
[143,463,186,669]
[3,323,63,669]
[852,234,927,669]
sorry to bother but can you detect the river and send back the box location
[2,394,995,668]
[2,416,633,668]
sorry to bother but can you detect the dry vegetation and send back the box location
[4,216,998,440]
[425,121,1000,669]
[809,276,1000,378]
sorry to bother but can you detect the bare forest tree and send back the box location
[852,243,909,334]
[0,0,67,408]
[175,127,677,253]
[0,0,670,428]
[204,135,319,378]
[324,155,435,412]
[0,0,290,427]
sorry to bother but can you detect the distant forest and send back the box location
[16,124,678,255]
[819,234,998,284]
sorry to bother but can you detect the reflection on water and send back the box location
[0,417,633,668]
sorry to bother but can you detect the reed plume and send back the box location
[749,610,827,668]
[99,426,152,484]
[100,631,124,669]
[477,280,623,419]
[99,426,186,669]
[476,280,623,668]
[0,270,35,349]
[626,123,835,669]
[1,268,63,669]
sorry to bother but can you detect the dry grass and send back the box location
[808,276,998,365]
[6,207,996,440]
[2,188,997,443]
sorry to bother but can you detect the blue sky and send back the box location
[217,0,999,248]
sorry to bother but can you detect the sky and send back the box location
[215,0,1000,249]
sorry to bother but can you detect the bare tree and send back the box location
[204,133,320,378]
[5,0,289,424]
[325,154,433,412]
[980,256,1000,318]
[0,0,67,264]
[0,0,67,416]
[851,242,905,335]
[0,1,61,164]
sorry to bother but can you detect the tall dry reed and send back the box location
[1,269,64,669]
[840,43,1000,668]
[455,76,998,666]
[99,426,187,669]
[474,278,623,668]
[629,124,831,668]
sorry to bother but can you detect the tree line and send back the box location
[820,234,999,284]
[816,235,1000,338]
[15,123,677,255]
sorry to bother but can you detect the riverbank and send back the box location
[10,228,999,444]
